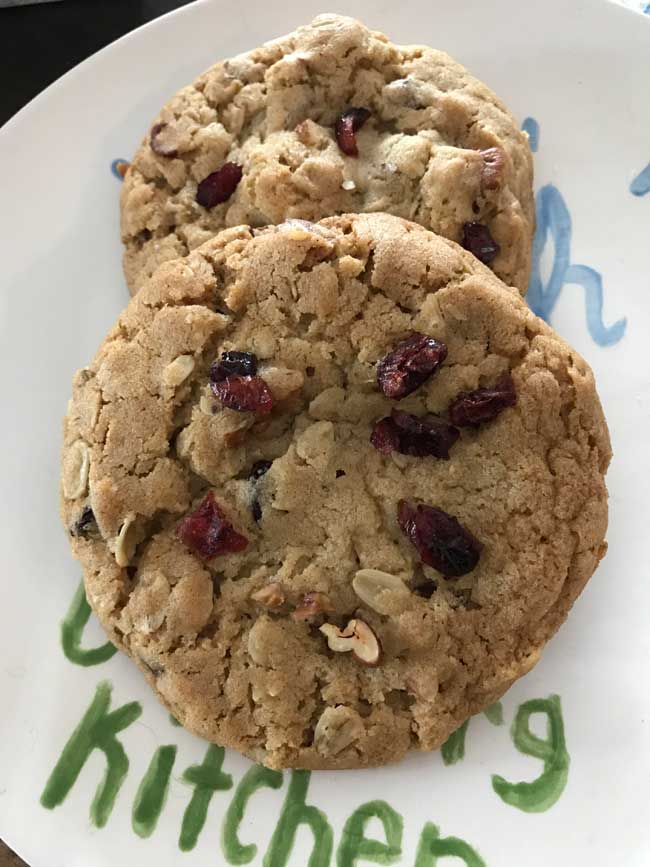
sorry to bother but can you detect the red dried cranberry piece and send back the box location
[376,333,448,400]
[211,351,258,382]
[371,410,459,459]
[370,417,401,455]
[397,500,482,578]
[211,375,274,414]
[448,373,516,427]
[177,491,248,559]
[196,162,243,208]
[461,222,500,265]
[335,108,371,156]
[150,122,177,158]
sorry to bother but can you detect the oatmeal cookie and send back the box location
[62,213,608,769]
[121,14,534,294]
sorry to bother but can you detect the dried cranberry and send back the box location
[376,333,448,400]
[335,108,371,156]
[249,460,272,481]
[196,162,243,208]
[461,222,500,265]
[371,410,459,459]
[397,500,482,578]
[211,375,274,414]
[369,417,401,455]
[177,492,248,559]
[211,351,258,382]
[448,373,516,427]
[150,122,178,158]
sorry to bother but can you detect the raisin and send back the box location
[335,107,371,156]
[376,333,448,400]
[177,492,248,559]
[448,373,516,427]
[210,351,258,381]
[335,469,346,478]
[397,500,482,578]
[461,222,500,264]
[211,375,274,414]
[371,410,459,459]
[196,162,243,208]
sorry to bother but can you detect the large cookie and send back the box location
[62,213,609,770]
[121,14,534,295]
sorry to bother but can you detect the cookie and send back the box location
[62,213,609,770]
[120,14,534,295]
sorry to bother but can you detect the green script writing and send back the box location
[132,745,177,838]
[414,822,486,867]
[337,800,403,866]
[491,695,569,812]
[222,764,283,864]
[440,702,504,766]
[40,681,141,827]
[43,585,572,861]
[60,581,117,666]
[264,770,333,867]
[180,745,233,851]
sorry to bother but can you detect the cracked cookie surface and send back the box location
[121,14,534,295]
[62,213,609,769]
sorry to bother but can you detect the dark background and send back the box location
[0,0,193,127]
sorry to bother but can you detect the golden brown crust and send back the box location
[121,14,534,295]
[62,213,609,769]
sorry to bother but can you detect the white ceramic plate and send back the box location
[1,1,649,865]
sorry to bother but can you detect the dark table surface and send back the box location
[0,0,193,127]
[0,1,190,861]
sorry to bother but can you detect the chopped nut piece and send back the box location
[294,119,322,146]
[319,618,381,665]
[163,354,195,388]
[114,513,138,568]
[251,582,285,608]
[341,179,356,191]
[62,440,90,500]
[480,146,505,191]
[352,569,410,614]
[259,366,304,401]
[199,394,215,414]
[292,592,331,621]
[150,122,181,158]
[314,706,364,756]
